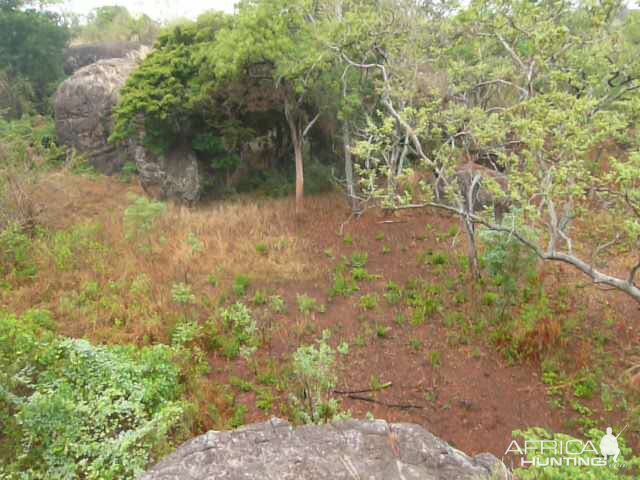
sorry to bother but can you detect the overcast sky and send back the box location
[58,0,237,21]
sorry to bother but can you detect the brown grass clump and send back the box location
[2,171,324,345]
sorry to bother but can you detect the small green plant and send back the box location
[337,341,349,355]
[230,376,254,392]
[343,234,353,245]
[408,338,423,351]
[213,302,259,360]
[382,245,391,254]
[123,195,166,249]
[186,232,204,255]
[290,330,345,424]
[375,232,385,241]
[207,274,219,288]
[297,294,324,314]
[481,291,499,307]
[359,293,379,311]
[419,250,449,266]
[0,224,37,279]
[120,161,138,182]
[351,267,377,281]
[233,275,251,296]
[330,271,359,297]
[255,243,268,255]
[350,251,369,268]
[384,281,402,305]
[252,290,268,306]
[230,404,248,428]
[269,295,287,313]
[256,389,275,411]
[171,319,202,347]
[376,324,391,338]
[428,351,442,368]
[171,282,196,305]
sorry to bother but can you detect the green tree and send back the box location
[351,0,640,302]
[0,0,69,114]
[208,0,337,214]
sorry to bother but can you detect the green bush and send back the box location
[0,309,188,479]
[212,302,259,359]
[0,223,37,279]
[290,330,345,424]
[123,195,167,249]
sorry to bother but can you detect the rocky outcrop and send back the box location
[134,144,202,204]
[63,42,148,75]
[54,56,141,174]
[142,418,507,480]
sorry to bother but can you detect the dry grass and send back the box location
[2,172,332,345]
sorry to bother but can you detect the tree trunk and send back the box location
[293,131,304,215]
[343,121,357,212]
[285,98,304,215]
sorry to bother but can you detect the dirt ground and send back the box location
[29,173,640,459]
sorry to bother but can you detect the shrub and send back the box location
[123,195,166,250]
[213,302,259,359]
[0,309,187,479]
[350,251,369,268]
[0,223,37,279]
[384,281,402,305]
[297,294,324,314]
[171,282,196,305]
[359,293,379,311]
[290,330,345,424]
[269,295,287,313]
[233,275,251,296]
[330,271,358,298]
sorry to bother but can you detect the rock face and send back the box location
[54,57,139,174]
[134,143,202,204]
[142,418,507,480]
[63,42,147,75]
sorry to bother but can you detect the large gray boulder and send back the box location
[142,418,507,480]
[54,56,140,174]
[134,143,202,204]
[63,42,147,75]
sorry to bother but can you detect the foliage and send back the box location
[233,275,251,296]
[512,428,640,479]
[210,302,259,360]
[0,223,37,279]
[297,294,324,315]
[73,6,159,45]
[0,3,69,114]
[348,0,640,302]
[0,309,187,479]
[290,330,345,424]
[171,282,196,305]
[123,195,167,248]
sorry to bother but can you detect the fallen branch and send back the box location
[343,394,425,410]
[333,382,392,395]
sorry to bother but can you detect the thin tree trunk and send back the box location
[293,132,304,215]
[285,98,304,215]
[343,120,356,211]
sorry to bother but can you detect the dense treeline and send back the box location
[114,0,640,301]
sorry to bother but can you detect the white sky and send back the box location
[58,0,237,21]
